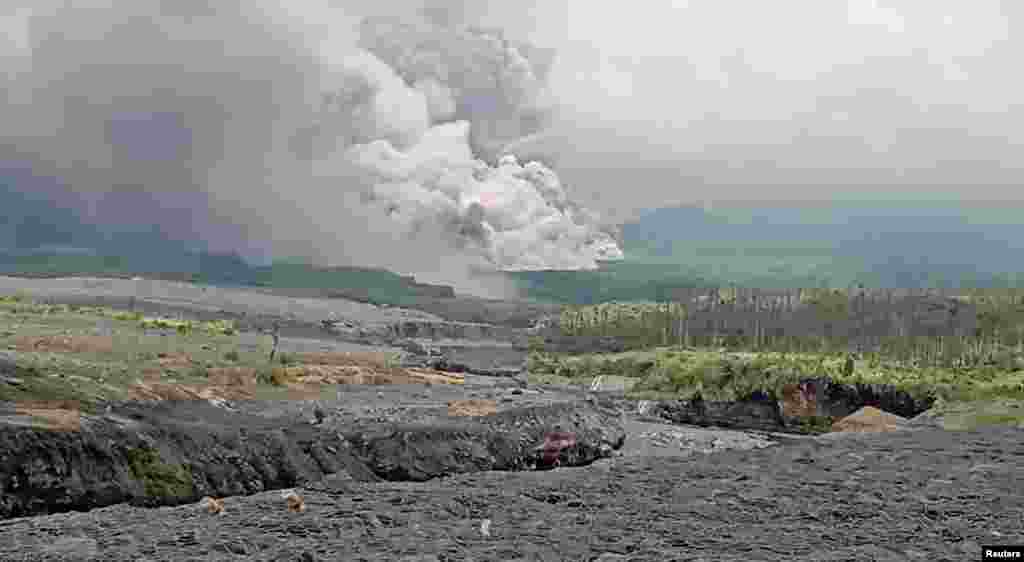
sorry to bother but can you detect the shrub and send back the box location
[223,350,240,362]
[125,447,194,499]
[256,366,293,386]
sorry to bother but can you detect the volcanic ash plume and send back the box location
[305,16,624,271]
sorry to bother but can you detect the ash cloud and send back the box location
[0,0,622,297]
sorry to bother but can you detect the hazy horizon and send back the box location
[2,1,1022,294]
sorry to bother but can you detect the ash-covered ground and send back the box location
[1,276,1022,561]
[1,424,1020,561]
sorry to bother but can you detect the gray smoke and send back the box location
[0,0,622,297]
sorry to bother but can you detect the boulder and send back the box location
[343,401,625,481]
[655,397,789,433]
[0,353,21,387]
[0,400,379,520]
[0,352,15,375]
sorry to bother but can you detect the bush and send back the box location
[125,447,194,499]
[223,350,240,362]
[256,366,293,386]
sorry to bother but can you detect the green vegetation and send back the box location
[139,316,236,336]
[0,297,275,408]
[125,446,194,499]
[527,347,1024,405]
[550,289,1024,369]
[922,399,1024,431]
[255,366,294,387]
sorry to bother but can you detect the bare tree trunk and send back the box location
[269,321,281,363]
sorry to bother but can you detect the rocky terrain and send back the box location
[0,423,1020,561]
[0,276,537,376]
[1,277,1022,560]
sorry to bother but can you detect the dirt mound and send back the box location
[126,362,463,404]
[832,406,910,433]
[129,366,262,402]
[272,364,463,387]
[447,399,497,417]
[13,335,114,354]
[0,400,82,431]
[156,352,192,368]
[127,381,257,402]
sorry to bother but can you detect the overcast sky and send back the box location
[469,0,1024,219]
[4,0,1021,226]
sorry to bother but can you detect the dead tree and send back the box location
[268,321,281,363]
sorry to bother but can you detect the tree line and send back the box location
[554,287,1024,368]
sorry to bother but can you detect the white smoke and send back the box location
[1,1,623,299]
[306,15,624,271]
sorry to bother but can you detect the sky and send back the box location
[522,0,1024,219]
[1,0,1021,290]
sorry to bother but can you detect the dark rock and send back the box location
[819,380,933,419]
[343,402,625,481]
[0,352,15,375]
[654,377,934,434]
[655,398,789,433]
[0,400,380,520]
[0,353,20,386]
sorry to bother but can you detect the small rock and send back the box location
[0,352,17,375]
[284,491,306,513]
[225,541,251,555]
[199,496,225,515]
[480,518,491,537]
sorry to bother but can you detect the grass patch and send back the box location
[923,399,1024,430]
[125,446,194,499]
[138,316,236,336]
[528,347,1024,405]
[969,413,1024,427]
[0,297,274,405]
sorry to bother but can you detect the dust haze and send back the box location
[2,1,1021,293]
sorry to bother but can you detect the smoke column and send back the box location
[0,1,622,296]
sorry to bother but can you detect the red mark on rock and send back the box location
[538,431,577,466]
